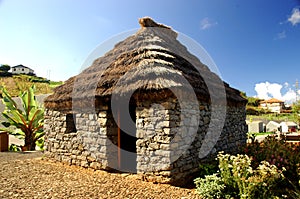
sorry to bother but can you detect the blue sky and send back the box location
[0,0,299,102]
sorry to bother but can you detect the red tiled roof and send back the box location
[260,98,284,103]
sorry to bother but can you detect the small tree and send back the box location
[1,85,44,150]
[247,97,262,107]
[292,100,300,125]
[0,64,12,77]
[0,64,11,72]
[293,100,300,114]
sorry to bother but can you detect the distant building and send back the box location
[259,98,285,113]
[266,121,280,132]
[11,64,35,75]
[280,121,298,133]
[246,120,264,133]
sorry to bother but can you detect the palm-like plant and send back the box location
[1,85,44,151]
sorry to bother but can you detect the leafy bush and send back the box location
[218,152,284,199]
[243,136,300,186]
[9,144,21,151]
[197,162,219,177]
[194,174,228,199]
[36,137,44,150]
[28,76,50,83]
[245,161,284,199]
[1,85,44,150]
[0,64,11,72]
[0,71,12,77]
[246,107,259,115]
[195,135,300,198]
[247,97,262,107]
[292,100,300,114]
[195,152,285,199]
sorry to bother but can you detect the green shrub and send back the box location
[1,85,44,151]
[194,173,228,199]
[36,136,44,150]
[195,135,300,198]
[195,152,285,199]
[218,152,285,199]
[218,152,252,198]
[198,162,219,177]
[0,71,12,77]
[243,136,300,187]
[9,144,21,152]
[245,161,285,199]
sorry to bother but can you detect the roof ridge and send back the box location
[139,17,171,29]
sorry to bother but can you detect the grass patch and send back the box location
[0,75,63,97]
[247,113,299,123]
[252,132,275,136]
[49,80,63,88]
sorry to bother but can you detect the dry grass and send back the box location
[0,75,61,97]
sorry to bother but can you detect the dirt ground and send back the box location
[0,152,200,199]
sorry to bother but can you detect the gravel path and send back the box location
[0,152,200,199]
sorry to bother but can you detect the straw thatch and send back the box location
[44,17,246,111]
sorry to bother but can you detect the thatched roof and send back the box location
[44,17,246,111]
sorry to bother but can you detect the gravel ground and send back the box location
[0,152,200,199]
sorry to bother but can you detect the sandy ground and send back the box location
[0,152,200,199]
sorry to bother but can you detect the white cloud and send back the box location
[255,82,282,99]
[254,81,298,104]
[284,82,289,88]
[275,31,286,40]
[282,89,297,103]
[200,17,217,30]
[288,8,300,26]
[254,83,270,100]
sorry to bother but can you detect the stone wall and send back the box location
[44,107,118,170]
[44,98,247,185]
[215,106,247,153]
[135,98,201,183]
[135,98,247,184]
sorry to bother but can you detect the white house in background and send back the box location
[259,98,285,113]
[266,121,280,132]
[246,120,264,133]
[280,121,298,133]
[11,64,35,75]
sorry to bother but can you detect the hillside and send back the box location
[0,74,63,97]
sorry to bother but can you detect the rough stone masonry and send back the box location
[44,98,247,185]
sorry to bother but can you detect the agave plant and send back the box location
[1,85,44,151]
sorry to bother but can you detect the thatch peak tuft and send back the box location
[139,17,171,29]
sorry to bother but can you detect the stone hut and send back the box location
[44,17,247,185]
